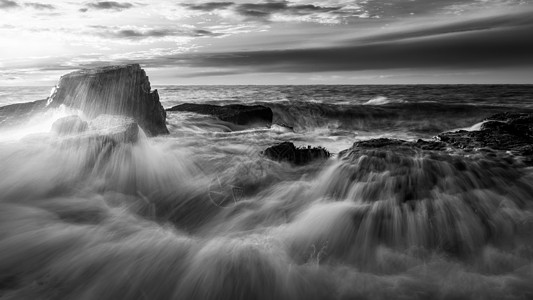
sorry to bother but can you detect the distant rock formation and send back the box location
[47,64,168,136]
[263,142,330,165]
[167,103,273,127]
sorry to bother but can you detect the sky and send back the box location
[1,0,533,85]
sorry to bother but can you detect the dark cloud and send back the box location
[91,26,222,39]
[0,0,19,9]
[24,2,54,10]
[84,1,133,11]
[357,12,533,43]
[153,10,533,73]
[182,2,234,11]
[181,0,341,21]
[235,1,339,18]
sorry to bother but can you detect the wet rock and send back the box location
[51,115,88,136]
[167,103,273,126]
[0,99,47,127]
[340,112,533,166]
[262,142,330,165]
[48,64,168,136]
[437,112,533,158]
[86,114,139,144]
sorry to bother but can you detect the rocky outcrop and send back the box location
[52,115,88,136]
[0,99,47,127]
[167,103,273,127]
[436,112,533,159]
[338,112,533,166]
[262,142,330,165]
[47,64,168,136]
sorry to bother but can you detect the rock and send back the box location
[47,64,168,136]
[86,114,139,144]
[0,99,47,127]
[262,142,330,165]
[339,138,447,158]
[167,103,273,126]
[338,112,533,166]
[51,115,88,136]
[436,112,533,158]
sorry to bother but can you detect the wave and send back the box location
[262,101,532,136]
[1,132,532,299]
[362,96,404,105]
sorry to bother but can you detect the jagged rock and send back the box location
[47,64,168,136]
[167,103,273,126]
[436,112,533,158]
[0,99,47,127]
[263,142,330,165]
[338,112,533,166]
[51,115,88,136]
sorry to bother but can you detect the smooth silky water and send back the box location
[1,85,533,299]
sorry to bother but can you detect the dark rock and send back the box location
[0,99,47,127]
[51,115,88,136]
[167,103,273,126]
[436,112,533,158]
[339,138,447,158]
[262,142,330,165]
[47,64,168,136]
[339,112,533,166]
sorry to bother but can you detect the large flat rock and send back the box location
[47,64,168,136]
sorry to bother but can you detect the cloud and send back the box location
[90,26,222,40]
[0,0,19,9]
[150,9,533,73]
[24,2,54,10]
[182,2,234,12]
[83,1,133,11]
[181,0,342,22]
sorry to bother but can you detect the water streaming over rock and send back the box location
[1,84,533,299]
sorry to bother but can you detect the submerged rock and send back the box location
[167,103,273,126]
[263,142,330,165]
[47,64,168,136]
[51,115,88,136]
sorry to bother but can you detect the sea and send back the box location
[1,85,533,299]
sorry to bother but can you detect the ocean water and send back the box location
[1,85,533,299]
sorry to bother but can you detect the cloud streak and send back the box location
[90,25,222,40]
[24,2,54,10]
[155,10,533,74]
[83,1,133,11]
[181,1,343,22]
